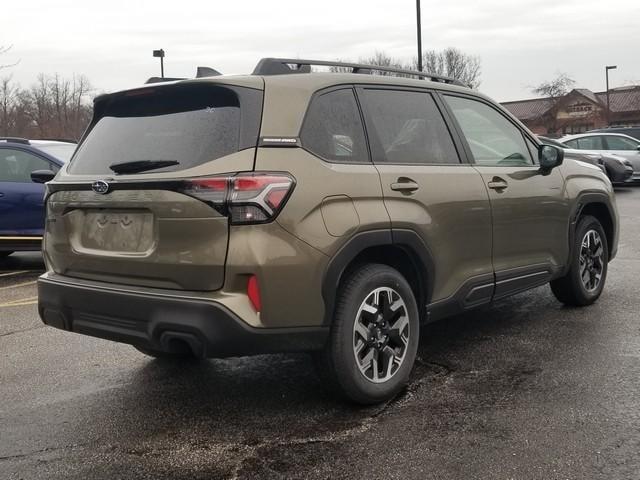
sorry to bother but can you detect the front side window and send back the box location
[575,136,604,150]
[301,88,368,163]
[362,89,460,164]
[0,148,50,183]
[605,135,639,150]
[444,95,533,166]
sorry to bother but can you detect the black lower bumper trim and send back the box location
[37,276,328,358]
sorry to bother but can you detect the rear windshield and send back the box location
[68,83,262,175]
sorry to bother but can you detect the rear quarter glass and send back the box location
[68,83,263,175]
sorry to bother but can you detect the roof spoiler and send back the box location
[144,66,222,84]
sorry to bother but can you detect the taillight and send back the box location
[181,172,294,225]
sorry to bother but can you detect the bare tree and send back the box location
[0,76,16,135]
[0,73,93,139]
[0,44,19,71]
[532,73,575,99]
[531,73,576,134]
[416,47,482,88]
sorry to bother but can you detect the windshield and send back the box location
[37,143,76,162]
[68,83,262,175]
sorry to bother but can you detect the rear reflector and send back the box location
[180,172,294,224]
[247,275,261,312]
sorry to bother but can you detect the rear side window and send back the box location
[605,135,638,150]
[69,84,262,175]
[361,89,460,164]
[301,88,368,163]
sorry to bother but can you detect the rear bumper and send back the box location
[37,273,328,358]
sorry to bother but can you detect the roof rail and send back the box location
[0,137,30,145]
[252,57,468,87]
[34,138,77,143]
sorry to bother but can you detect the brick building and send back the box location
[501,85,640,136]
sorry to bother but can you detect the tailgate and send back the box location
[45,188,228,290]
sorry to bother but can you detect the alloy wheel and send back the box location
[353,287,410,383]
[579,229,605,292]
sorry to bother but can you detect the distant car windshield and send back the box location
[36,143,76,162]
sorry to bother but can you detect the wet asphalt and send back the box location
[1,187,640,480]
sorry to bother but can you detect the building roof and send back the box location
[502,85,640,120]
[595,86,640,113]
[574,88,601,104]
[502,97,553,120]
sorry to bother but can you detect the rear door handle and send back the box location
[487,177,508,190]
[390,178,419,192]
[0,192,4,197]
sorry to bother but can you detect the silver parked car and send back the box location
[539,136,633,184]
[560,132,640,181]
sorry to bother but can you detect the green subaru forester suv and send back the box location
[35,58,618,404]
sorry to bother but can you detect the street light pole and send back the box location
[416,0,423,72]
[153,49,165,78]
[605,65,617,126]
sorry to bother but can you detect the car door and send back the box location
[441,94,571,299]
[357,86,494,312]
[602,135,640,171]
[0,147,51,236]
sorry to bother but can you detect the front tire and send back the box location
[314,264,419,405]
[551,215,608,306]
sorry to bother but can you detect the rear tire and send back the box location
[314,264,419,405]
[134,345,197,361]
[551,215,608,306]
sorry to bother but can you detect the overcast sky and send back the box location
[2,0,639,102]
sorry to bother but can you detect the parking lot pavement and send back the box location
[1,187,640,480]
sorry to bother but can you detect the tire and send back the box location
[314,264,420,405]
[0,251,13,259]
[551,215,608,306]
[133,345,197,361]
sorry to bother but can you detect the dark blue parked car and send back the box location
[0,138,76,257]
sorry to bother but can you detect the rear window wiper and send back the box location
[109,160,179,174]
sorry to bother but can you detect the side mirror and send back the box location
[539,145,564,172]
[31,169,56,184]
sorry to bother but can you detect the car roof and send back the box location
[560,132,640,142]
[0,139,76,163]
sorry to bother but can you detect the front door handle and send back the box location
[0,192,4,198]
[390,177,419,192]
[487,177,508,191]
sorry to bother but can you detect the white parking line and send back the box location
[0,296,38,308]
[0,270,29,278]
[0,280,37,291]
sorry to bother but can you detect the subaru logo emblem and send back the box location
[92,180,110,194]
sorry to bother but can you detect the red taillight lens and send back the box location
[180,173,294,225]
[247,275,261,312]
